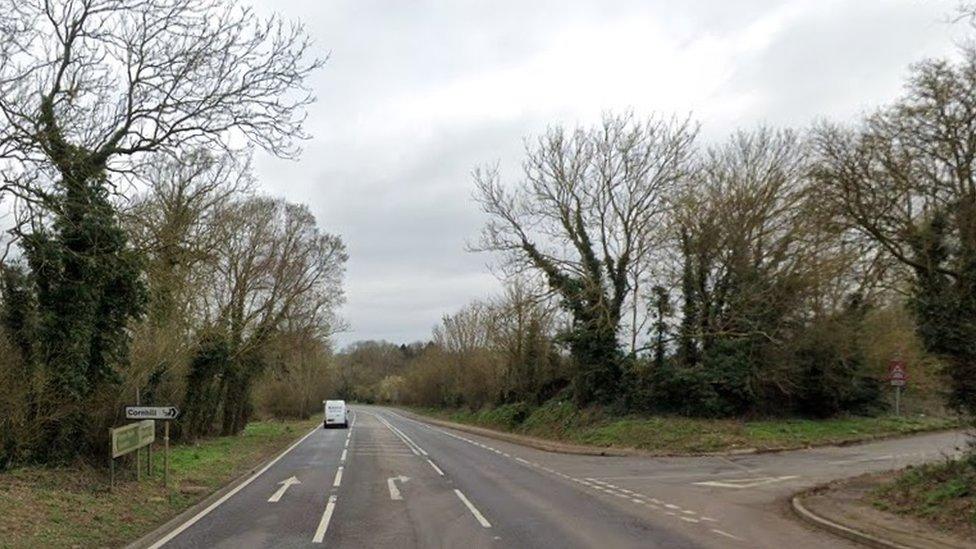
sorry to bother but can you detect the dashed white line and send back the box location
[454,489,492,528]
[333,466,343,487]
[312,495,338,543]
[426,458,444,476]
[391,410,750,543]
[340,449,347,462]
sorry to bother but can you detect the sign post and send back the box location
[887,359,908,416]
[109,419,155,490]
[118,406,180,489]
[164,420,170,489]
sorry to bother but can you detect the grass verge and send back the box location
[0,418,318,548]
[410,400,960,454]
[870,452,976,540]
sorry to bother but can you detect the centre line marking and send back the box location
[454,489,492,528]
[312,495,338,543]
[374,414,423,455]
[333,466,343,487]
[426,458,444,476]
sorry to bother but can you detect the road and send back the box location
[145,406,967,549]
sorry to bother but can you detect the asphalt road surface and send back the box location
[146,406,967,549]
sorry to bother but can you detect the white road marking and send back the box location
[340,449,348,462]
[455,489,492,528]
[392,425,426,453]
[373,414,423,455]
[344,438,350,448]
[694,475,799,489]
[380,416,429,456]
[711,529,744,541]
[387,475,409,500]
[426,458,444,476]
[312,495,338,543]
[147,426,319,549]
[333,466,344,487]
[267,476,301,503]
[384,409,749,541]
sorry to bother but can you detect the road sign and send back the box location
[111,420,155,458]
[887,360,908,386]
[125,406,179,420]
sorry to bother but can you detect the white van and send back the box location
[323,400,349,428]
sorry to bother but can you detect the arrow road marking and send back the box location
[267,476,301,503]
[387,475,410,500]
[693,475,799,489]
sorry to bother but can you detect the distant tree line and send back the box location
[351,43,976,424]
[0,0,343,467]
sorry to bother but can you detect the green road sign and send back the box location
[111,420,155,458]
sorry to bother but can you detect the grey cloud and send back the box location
[253,0,966,347]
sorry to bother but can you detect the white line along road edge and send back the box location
[148,426,320,548]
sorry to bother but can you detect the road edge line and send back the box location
[127,424,320,549]
[790,493,913,549]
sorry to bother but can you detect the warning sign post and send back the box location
[887,359,908,416]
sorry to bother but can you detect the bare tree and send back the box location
[0,0,323,194]
[128,149,254,323]
[199,197,346,434]
[473,112,697,404]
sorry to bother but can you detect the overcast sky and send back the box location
[252,0,968,348]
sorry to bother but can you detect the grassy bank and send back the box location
[870,453,976,539]
[410,400,960,454]
[0,418,318,548]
